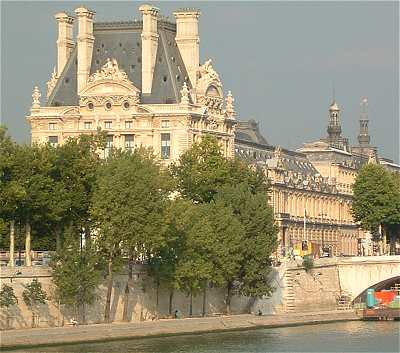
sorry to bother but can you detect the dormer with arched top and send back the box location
[79,58,140,110]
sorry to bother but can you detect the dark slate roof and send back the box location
[235,120,269,145]
[48,20,190,106]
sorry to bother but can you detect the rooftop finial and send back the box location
[31,86,41,110]
[180,82,190,104]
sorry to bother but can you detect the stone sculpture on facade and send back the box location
[31,86,41,110]
[46,67,57,98]
[88,58,130,83]
[180,82,190,104]
[225,91,235,118]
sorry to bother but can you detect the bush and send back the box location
[302,256,314,273]
[22,279,47,308]
[0,284,18,307]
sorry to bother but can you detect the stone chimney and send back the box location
[139,4,159,94]
[173,9,201,87]
[75,6,95,94]
[54,12,75,77]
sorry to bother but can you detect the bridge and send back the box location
[255,255,400,314]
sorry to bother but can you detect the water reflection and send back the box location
[6,321,399,353]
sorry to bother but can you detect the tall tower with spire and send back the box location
[325,98,349,151]
[357,97,370,146]
[327,99,342,143]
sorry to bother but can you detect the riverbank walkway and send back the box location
[1,310,359,350]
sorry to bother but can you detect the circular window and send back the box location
[105,101,112,110]
[87,102,94,110]
[123,101,130,110]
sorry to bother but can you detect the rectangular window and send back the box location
[105,121,112,129]
[161,120,170,128]
[125,120,133,129]
[84,121,92,130]
[161,133,171,160]
[105,135,113,158]
[125,134,134,151]
[48,136,58,147]
[49,122,57,130]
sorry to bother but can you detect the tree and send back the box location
[22,279,47,327]
[172,201,244,316]
[0,284,18,329]
[215,184,278,301]
[352,164,400,254]
[51,227,103,324]
[171,135,268,204]
[91,148,170,322]
[0,284,18,307]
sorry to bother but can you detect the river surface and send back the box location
[8,321,400,353]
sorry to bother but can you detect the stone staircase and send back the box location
[337,291,352,310]
[283,270,295,313]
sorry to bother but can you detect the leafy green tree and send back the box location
[51,227,103,323]
[91,148,170,322]
[22,278,47,327]
[0,283,18,329]
[49,131,106,250]
[148,199,194,317]
[171,135,267,204]
[215,184,278,301]
[352,164,400,254]
[0,284,18,307]
[173,201,244,316]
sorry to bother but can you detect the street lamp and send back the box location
[318,212,328,252]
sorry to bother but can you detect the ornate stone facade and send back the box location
[27,4,236,161]
[235,127,360,257]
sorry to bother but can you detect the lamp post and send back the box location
[318,212,328,252]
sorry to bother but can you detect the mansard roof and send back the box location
[48,20,190,106]
[234,120,319,176]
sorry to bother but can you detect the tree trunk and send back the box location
[55,225,61,252]
[226,281,233,315]
[156,281,160,315]
[25,221,32,267]
[9,220,15,267]
[189,289,193,317]
[122,258,133,322]
[202,283,207,317]
[104,259,113,323]
[168,290,174,316]
[81,302,86,324]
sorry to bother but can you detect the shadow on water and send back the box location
[4,321,400,353]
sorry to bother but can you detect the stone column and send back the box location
[139,4,159,94]
[25,221,32,267]
[54,12,75,77]
[174,9,201,87]
[75,6,95,93]
[8,220,15,267]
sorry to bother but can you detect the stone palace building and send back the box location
[27,3,399,258]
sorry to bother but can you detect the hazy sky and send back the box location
[1,1,399,161]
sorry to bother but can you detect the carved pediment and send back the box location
[61,107,80,116]
[80,58,140,106]
[196,59,223,103]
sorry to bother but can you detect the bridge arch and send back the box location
[337,256,400,301]
[352,276,400,304]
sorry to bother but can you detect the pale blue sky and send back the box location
[1,1,398,161]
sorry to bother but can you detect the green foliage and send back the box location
[91,148,171,262]
[302,255,314,273]
[173,201,244,295]
[171,135,268,203]
[22,279,47,308]
[214,184,278,298]
[352,164,400,243]
[51,228,103,308]
[0,284,18,307]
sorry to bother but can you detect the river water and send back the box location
[9,321,400,353]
